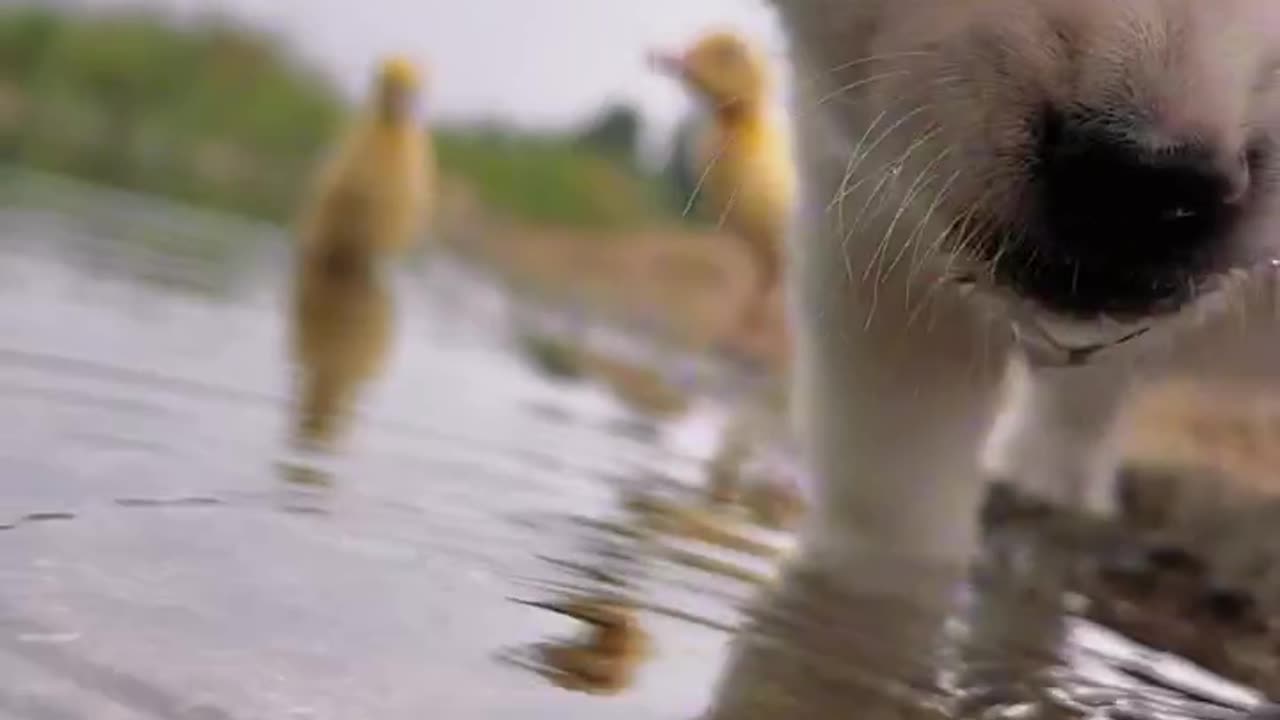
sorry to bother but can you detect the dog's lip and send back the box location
[945,257,1280,367]
[1012,315,1153,367]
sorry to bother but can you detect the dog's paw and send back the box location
[979,477,1123,549]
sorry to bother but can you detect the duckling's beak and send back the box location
[647,49,687,79]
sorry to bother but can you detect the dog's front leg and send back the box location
[982,354,1134,515]
[702,178,1021,718]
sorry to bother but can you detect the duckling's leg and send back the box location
[736,230,784,335]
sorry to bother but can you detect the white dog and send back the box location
[705,1,1280,716]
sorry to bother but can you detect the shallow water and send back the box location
[0,173,1268,719]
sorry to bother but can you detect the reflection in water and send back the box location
[705,390,808,531]
[514,327,694,421]
[514,598,653,695]
[510,457,800,696]
[288,248,394,451]
[705,557,1003,719]
[510,429,1277,717]
[275,457,339,516]
[702,483,1274,720]
[622,490,786,566]
[701,531,1081,718]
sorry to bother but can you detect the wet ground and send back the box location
[0,169,1275,719]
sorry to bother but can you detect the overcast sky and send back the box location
[75,0,786,155]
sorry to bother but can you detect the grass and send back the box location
[0,4,689,232]
[437,129,676,231]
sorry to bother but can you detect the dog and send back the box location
[703,1,1280,716]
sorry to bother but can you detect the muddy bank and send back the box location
[438,199,791,376]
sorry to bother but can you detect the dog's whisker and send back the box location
[828,105,934,212]
[834,109,890,278]
[886,154,953,275]
[814,70,915,107]
[872,146,952,296]
[851,168,902,329]
[902,168,964,308]
[852,168,903,279]
[822,49,937,76]
[834,106,937,288]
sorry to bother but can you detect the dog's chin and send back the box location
[947,261,1275,367]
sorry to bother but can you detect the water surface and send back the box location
[0,173,1267,719]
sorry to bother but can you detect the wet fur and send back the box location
[705,2,1280,717]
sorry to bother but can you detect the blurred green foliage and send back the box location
[0,5,342,220]
[577,103,641,161]
[0,5,690,230]
[663,115,704,216]
[438,125,679,230]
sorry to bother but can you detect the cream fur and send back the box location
[703,1,1280,716]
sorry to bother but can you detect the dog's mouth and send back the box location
[1005,308,1155,367]
[945,259,1280,367]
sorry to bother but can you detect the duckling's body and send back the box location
[653,33,795,329]
[289,57,430,450]
[298,60,433,260]
[691,102,794,300]
[653,34,797,504]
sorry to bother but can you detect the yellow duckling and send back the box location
[297,55,434,262]
[289,56,432,450]
[650,32,796,335]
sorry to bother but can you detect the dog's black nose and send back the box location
[1035,109,1249,267]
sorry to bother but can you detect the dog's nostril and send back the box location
[1036,111,1247,261]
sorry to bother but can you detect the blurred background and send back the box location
[6,1,1280,719]
[0,0,793,368]
[0,1,816,717]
